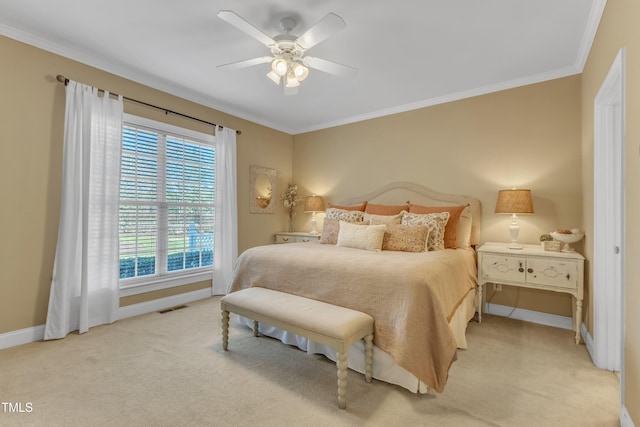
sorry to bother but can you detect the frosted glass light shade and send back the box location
[272,59,288,76]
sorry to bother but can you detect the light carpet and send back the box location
[0,296,619,427]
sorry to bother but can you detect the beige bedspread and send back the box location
[227,243,477,392]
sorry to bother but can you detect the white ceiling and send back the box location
[0,0,604,135]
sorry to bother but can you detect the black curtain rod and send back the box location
[56,75,241,135]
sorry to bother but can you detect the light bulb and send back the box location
[291,62,309,81]
[271,59,288,76]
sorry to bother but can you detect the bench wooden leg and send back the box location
[222,310,229,351]
[253,320,259,337]
[364,334,373,383]
[336,351,348,409]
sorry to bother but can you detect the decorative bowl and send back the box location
[550,232,584,252]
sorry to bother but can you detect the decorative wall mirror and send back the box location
[249,165,276,213]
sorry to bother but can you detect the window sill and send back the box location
[119,270,212,297]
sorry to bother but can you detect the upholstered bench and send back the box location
[220,287,374,409]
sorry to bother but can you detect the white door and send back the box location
[593,48,625,375]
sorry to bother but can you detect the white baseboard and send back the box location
[621,405,636,427]
[580,322,595,360]
[484,302,573,330]
[0,325,46,350]
[0,288,213,351]
[118,287,212,320]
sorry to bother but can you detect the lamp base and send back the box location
[508,214,522,250]
[309,212,319,235]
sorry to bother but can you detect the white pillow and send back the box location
[363,211,405,225]
[336,221,386,252]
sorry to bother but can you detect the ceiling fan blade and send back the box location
[295,13,346,50]
[304,57,358,78]
[217,56,273,70]
[217,10,275,47]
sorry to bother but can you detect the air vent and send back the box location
[158,304,187,314]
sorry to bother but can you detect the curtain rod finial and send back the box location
[56,75,68,85]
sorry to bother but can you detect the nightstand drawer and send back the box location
[480,254,526,283]
[526,258,578,290]
[275,232,320,244]
[275,234,295,244]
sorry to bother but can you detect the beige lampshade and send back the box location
[304,195,325,212]
[495,189,534,214]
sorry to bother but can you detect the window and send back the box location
[119,115,215,291]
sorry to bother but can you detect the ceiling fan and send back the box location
[216,10,358,95]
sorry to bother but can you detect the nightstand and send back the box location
[274,232,320,244]
[477,242,585,344]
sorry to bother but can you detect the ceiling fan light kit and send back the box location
[217,10,358,95]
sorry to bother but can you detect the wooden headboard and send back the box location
[338,181,482,246]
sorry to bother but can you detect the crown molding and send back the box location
[574,0,608,72]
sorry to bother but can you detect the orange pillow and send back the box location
[328,201,367,211]
[408,204,469,249]
[365,202,409,215]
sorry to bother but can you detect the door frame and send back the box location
[593,47,625,393]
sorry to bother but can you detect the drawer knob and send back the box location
[518,268,524,273]
[527,268,533,273]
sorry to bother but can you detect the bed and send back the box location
[227,182,481,393]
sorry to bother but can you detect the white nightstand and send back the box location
[274,232,320,244]
[477,242,585,344]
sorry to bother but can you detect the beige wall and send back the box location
[0,35,292,334]
[581,0,640,421]
[293,75,583,317]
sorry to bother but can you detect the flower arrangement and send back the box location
[280,184,302,231]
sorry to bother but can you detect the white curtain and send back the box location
[45,81,123,340]
[212,127,238,295]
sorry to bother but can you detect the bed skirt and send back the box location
[237,288,477,394]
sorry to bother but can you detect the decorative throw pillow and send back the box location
[408,204,469,249]
[319,219,340,244]
[456,206,473,248]
[325,208,365,223]
[336,221,386,252]
[382,224,429,252]
[328,202,367,211]
[402,212,450,251]
[364,211,405,225]
[365,203,410,215]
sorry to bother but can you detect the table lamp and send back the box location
[495,189,534,249]
[304,195,325,235]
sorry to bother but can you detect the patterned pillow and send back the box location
[402,212,450,251]
[325,208,365,223]
[364,211,405,225]
[319,219,340,244]
[336,221,386,252]
[382,224,429,252]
